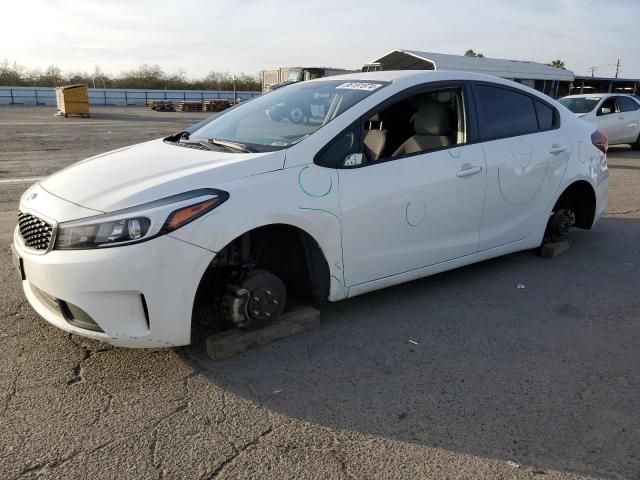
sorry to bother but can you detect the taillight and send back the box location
[591,129,608,154]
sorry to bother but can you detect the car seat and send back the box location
[392,102,451,156]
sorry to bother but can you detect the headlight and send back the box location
[54,189,228,250]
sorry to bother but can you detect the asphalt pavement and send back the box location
[0,106,638,479]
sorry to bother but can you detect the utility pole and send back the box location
[232,75,238,105]
[614,58,621,78]
[589,66,598,77]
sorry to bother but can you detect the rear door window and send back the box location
[618,96,639,112]
[475,85,538,140]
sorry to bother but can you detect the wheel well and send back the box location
[192,224,330,329]
[553,181,596,230]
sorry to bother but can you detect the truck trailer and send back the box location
[261,66,355,93]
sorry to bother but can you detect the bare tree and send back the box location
[0,59,26,85]
[39,65,65,86]
[0,62,261,91]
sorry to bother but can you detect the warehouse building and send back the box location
[570,76,639,95]
[363,49,575,98]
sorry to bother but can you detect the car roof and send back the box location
[561,94,605,99]
[561,93,634,99]
[309,69,534,86]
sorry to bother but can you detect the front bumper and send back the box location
[13,228,215,347]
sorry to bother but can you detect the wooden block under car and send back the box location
[206,306,320,361]
[540,240,571,259]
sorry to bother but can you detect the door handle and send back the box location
[549,144,567,154]
[456,165,482,177]
[617,116,625,120]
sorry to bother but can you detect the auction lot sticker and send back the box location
[336,82,383,91]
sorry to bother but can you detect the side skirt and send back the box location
[346,236,539,299]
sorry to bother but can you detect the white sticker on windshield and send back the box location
[336,82,383,91]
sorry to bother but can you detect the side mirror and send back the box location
[598,107,612,116]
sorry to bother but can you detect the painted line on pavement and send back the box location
[0,177,45,184]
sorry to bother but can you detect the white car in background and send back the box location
[559,94,640,149]
[13,71,609,347]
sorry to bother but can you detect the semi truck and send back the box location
[261,67,355,93]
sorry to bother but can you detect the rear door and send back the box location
[472,83,571,250]
[616,96,640,143]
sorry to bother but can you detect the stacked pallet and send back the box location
[177,101,203,112]
[203,99,233,112]
[147,100,175,112]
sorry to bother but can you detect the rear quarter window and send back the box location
[476,84,538,140]
[534,100,558,130]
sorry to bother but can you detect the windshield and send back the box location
[559,97,601,114]
[190,80,388,152]
[305,70,323,80]
[287,70,303,82]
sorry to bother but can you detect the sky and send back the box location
[2,0,639,79]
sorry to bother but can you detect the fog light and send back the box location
[57,300,103,332]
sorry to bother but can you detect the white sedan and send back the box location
[559,93,640,148]
[13,71,609,347]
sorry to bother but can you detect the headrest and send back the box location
[414,102,451,136]
[367,113,384,131]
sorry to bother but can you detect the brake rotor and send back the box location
[225,269,286,329]
[550,208,575,241]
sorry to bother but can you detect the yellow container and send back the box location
[56,84,90,117]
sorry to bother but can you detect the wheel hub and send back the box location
[548,208,575,242]
[224,269,286,329]
[246,286,281,321]
[290,108,304,123]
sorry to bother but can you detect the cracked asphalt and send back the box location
[1,107,639,479]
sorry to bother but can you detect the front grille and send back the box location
[18,211,54,251]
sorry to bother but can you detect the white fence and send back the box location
[0,87,261,106]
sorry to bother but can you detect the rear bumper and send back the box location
[14,227,215,347]
[593,164,609,226]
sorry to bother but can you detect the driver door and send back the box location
[596,97,622,143]
[332,85,487,287]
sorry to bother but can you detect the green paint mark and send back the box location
[331,274,344,287]
[405,201,427,227]
[448,148,461,159]
[297,165,332,197]
[334,263,342,271]
[299,207,340,221]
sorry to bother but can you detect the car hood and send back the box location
[41,139,286,212]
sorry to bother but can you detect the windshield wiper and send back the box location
[207,138,256,153]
